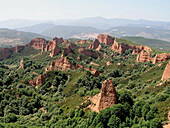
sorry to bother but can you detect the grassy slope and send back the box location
[123,36,170,52]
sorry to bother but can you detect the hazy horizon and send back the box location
[0,0,170,22]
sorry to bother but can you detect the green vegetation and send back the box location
[0,37,169,128]
[123,36,170,52]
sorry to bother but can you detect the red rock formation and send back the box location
[53,37,64,44]
[89,79,117,112]
[29,73,48,87]
[10,46,24,52]
[0,48,12,60]
[26,38,47,52]
[45,57,77,71]
[136,50,153,62]
[62,43,72,57]
[162,61,170,81]
[46,41,60,57]
[137,51,170,64]
[153,53,170,64]
[88,39,102,51]
[79,48,100,58]
[97,34,114,45]
[111,38,152,54]
[0,46,24,60]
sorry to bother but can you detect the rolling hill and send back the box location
[0,28,51,48]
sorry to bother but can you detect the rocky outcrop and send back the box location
[26,38,47,52]
[97,34,114,45]
[89,79,117,112]
[162,61,170,81]
[0,45,24,60]
[88,39,102,51]
[26,38,60,57]
[153,53,170,64]
[53,37,64,44]
[62,43,72,57]
[79,48,100,58]
[111,39,152,54]
[46,41,60,57]
[136,50,153,62]
[45,57,77,71]
[29,73,48,87]
[0,48,13,60]
[137,51,170,64]
[10,46,24,53]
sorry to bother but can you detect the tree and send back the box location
[69,109,75,118]
[146,111,155,120]
[142,103,150,120]
[108,115,121,128]
[150,118,162,128]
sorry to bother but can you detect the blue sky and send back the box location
[0,0,170,21]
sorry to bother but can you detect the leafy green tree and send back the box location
[142,103,150,120]
[69,109,75,118]
[107,115,121,128]
[150,118,162,128]
[146,110,155,120]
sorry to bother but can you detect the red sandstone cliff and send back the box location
[153,53,170,64]
[62,43,72,57]
[97,34,114,45]
[111,39,152,54]
[45,57,77,71]
[88,39,102,51]
[29,73,48,87]
[137,51,170,64]
[46,41,60,57]
[136,50,153,62]
[162,61,170,81]
[53,37,64,44]
[89,79,117,112]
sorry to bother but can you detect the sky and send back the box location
[0,0,170,21]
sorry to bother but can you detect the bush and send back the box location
[5,113,17,123]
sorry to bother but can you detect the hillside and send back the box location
[0,34,169,128]
[122,36,170,52]
[0,28,51,48]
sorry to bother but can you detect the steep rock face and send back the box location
[10,46,24,52]
[97,34,114,45]
[45,57,77,71]
[29,73,48,87]
[162,61,170,80]
[0,48,13,60]
[46,41,60,57]
[153,53,170,64]
[0,46,24,60]
[62,43,72,57]
[136,50,153,62]
[53,37,64,44]
[89,79,117,112]
[88,39,102,51]
[79,48,100,58]
[111,39,152,54]
[26,38,47,52]
[137,51,170,64]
